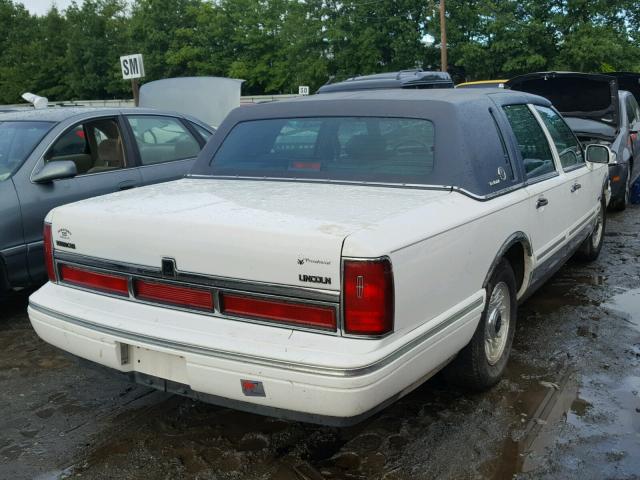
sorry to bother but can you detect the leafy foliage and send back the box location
[0,0,639,103]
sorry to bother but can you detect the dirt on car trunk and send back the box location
[1,207,639,480]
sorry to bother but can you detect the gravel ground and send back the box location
[1,206,639,480]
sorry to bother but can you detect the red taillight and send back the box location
[43,223,56,282]
[220,293,337,330]
[343,258,394,336]
[60,265,129,296]
[134,279,213,311]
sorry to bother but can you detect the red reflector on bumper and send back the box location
[134,279,213,311]
[221,293,336,330]
[60,265,129,296]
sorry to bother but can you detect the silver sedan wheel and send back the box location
[592,203,604,249]
[485,282,511,365]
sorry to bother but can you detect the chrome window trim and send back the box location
[562,163,587,173]
[523,170,560,187]
[137,157,195,170]
[528,104,564,174]
[29,296,483,378]
[533,104,586,173]
[186,174,453,192]
[452,182,526,201]
[186,175,530,202]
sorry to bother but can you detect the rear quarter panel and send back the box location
[343,188,532,341]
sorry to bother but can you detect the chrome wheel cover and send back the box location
[485,282,511,365]
[592,203,604,248]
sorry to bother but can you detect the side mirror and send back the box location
[32,161,77,183]
[585,144,612,164]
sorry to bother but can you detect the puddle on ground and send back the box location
[605,288,640,331]
[485,372,584,478]
[553,271,607,287]
[521,271,604,316]
[32,467,73,480]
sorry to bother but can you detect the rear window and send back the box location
[207,117,435,184]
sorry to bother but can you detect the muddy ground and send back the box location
[1,206,639,480]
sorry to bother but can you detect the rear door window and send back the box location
[534,106,584,170]
[502,105,556,181]
[127,116,202,165]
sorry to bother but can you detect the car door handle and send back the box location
[571,183,582,193]
[118,180,139,191]
[536,197,549,209]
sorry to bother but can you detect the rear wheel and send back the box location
[576,199,606,262]
[445,260,517,390]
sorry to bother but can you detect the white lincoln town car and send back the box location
[28,89,611,425]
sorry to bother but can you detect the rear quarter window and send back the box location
[456,108,518,195]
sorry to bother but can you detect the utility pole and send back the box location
[131,79,140,107]
[440,0,447,73]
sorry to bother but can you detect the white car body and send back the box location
[28,90,610,425]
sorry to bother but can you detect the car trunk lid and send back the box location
[507,72,620,129]
[50,178,450,292]
[610,72,640,105]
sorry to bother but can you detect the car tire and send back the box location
[576,198,606,262]
[444,259,517,391]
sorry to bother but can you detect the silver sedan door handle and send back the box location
[571,183,582,193]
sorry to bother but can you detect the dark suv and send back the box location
[316,70,454,94]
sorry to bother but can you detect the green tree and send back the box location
[64,0,130,99]
[30,7,71,99]
[128,0,202,81]
[0,0,37,103]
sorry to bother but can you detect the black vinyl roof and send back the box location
[234,88,550,115]
[317,70,454,94]
[191,89,551,197]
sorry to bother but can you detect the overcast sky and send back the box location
[20,0,78,16]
